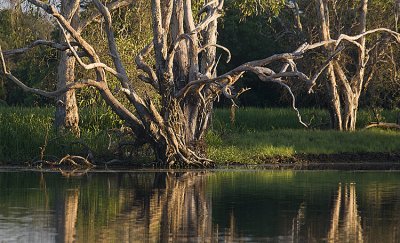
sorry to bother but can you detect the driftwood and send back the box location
[365,122,400,130]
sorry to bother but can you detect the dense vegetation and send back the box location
[1,106,399,165]
[1,0,400,166]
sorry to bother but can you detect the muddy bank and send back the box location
[2,152,400,170]
[224,152,400,170]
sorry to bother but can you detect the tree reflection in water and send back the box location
[327,183,363,243]
[92,172,213,242]
[1,171,400,242]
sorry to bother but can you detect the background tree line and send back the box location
[1,0,399,110]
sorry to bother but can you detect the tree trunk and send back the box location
[55,52,80,136]
[326,64,343,130]
[54,0,80,137]
[149,98,211,167]
[143,0,217,166]
[316,0,369,131]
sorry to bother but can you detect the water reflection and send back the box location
[92,173,213,242]
[0,171,400,242]
[327,183,363,243]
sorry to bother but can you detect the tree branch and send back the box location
[199,43,231,63]
[2,40,78,56]
[28,0,99,60]
[135,43,159,89]
[56,20,122,79]
[1,45,102,98]
[78,0,132,31]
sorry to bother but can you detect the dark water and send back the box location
[0,170,400,242]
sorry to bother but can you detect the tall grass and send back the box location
[212,107,399,132]
[0,106,112,164]
[1,106,399,164]
[207,129,400,163]
[208,107,400,163]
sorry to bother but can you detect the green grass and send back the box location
[208,107,400,163]
[0,106,112,164]
[1,106,399,164]
[207,129,400,163]
[212,107,399,131]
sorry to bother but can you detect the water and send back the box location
[0,170,399,242]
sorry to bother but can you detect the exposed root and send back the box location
[59,155,95,167]
[32,154,95,169]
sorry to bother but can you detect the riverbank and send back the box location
[1,106,400,166]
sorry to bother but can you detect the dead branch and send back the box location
[199,43,231,63]
[58,155,95,167]
[56,20,123,79]
[135,43,159,88]
[78,0,131,31]
[365,122,400,130]
[176,25,400,100]
[2,40,78,56]
[1,45,103,98]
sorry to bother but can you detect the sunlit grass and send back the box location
[1,106,400,164]
[207,107,400,164]
[212,107,399,131]
[207,129,400,163]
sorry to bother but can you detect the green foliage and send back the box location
[0,8,57,105]
[230,0,286,18]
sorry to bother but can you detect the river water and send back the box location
[0,170,399,242]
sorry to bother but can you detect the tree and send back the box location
[314,0,400,131]
[2,0,131,136]
[55,0,133,137]
[1,0,399,166]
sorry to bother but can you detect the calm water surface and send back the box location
[0,170,399,242]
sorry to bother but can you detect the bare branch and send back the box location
[190,0,223,34]
[135,43,159,88]
[2,40,77,56]
[1,46,102,97]
[56,20,122,79]
[199,43,231,63]
[78,0,132,31]
[176,27,400,98]
[28,0,98,60]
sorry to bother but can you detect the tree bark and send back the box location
[55,0,80,136]
[55,52,80,136]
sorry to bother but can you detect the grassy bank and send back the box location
[0,106,114,164]
[209,108,400,163]
[1,106,400,165]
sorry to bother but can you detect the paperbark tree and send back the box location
[56,0,132,136]
[2,0,131,136]
[315,0,400,131]
[55,0,81,136]
[1,0,399,166]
